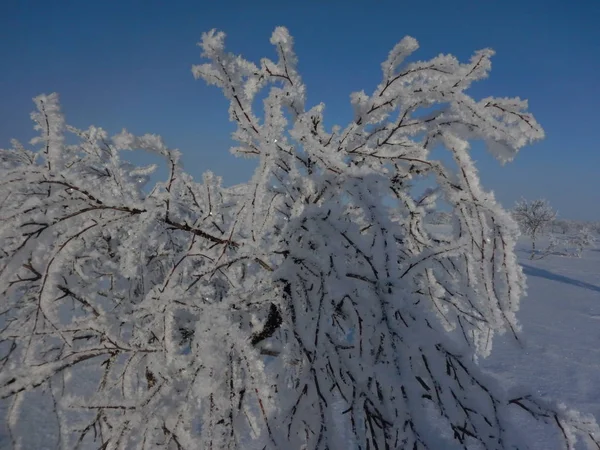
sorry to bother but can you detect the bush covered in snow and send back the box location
[1,27,599,449]
[549,227,597,258]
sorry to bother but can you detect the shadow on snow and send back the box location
[521,263,600,293]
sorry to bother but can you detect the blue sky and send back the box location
[1,0,598,220]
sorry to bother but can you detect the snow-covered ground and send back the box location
[480,235,600,449]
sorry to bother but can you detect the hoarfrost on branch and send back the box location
[1,27,598,449]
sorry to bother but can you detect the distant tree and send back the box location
[513,198,557,258]
[1,27,599,449]
[426,210,453,225]
[570,227,596,256]
[552,218,572,235]
[550,227,596,258]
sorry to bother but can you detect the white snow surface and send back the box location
[480,235,600,449]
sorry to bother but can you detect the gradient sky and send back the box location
[1,0,598,220]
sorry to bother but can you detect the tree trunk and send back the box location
[530,239,536,259]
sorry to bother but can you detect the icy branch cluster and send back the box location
[1,27,598,449]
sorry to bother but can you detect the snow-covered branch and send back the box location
[0,28,597,450]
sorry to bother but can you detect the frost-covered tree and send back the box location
[550,227,596,258]
[1,28,599,449]
[426,210,453,225]
[552,218,573,235]
[513,198,557,258]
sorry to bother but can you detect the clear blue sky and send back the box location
[1,0,598,220]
